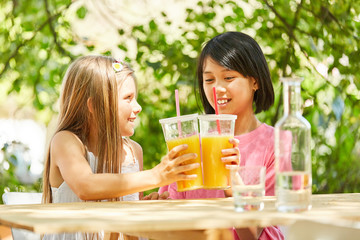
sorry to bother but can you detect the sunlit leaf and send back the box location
[76,6,87,19]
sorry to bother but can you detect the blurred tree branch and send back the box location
[44,0,74,59]
[0,2,72,79]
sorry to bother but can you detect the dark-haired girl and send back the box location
[160,32,283,240]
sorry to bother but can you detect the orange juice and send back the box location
[201,135,232,189]
[166,134,203,192]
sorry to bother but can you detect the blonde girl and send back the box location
[42,55,199,240]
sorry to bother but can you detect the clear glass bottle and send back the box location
[275,77,312,212]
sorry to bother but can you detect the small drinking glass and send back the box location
[230,165,266,212]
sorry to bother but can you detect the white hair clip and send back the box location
[112,60,124,72]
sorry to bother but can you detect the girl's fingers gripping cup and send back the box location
[159,114,203,192]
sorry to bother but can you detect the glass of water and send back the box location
[230,165,266,212]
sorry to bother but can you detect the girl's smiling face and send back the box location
[202,57,258,116]
[117,76,142,137]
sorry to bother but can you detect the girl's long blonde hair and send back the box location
[42,56,135,203]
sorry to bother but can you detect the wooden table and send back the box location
[1,193,360,239]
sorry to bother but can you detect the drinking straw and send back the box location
[212,87,221,134]
[175,89,182,137]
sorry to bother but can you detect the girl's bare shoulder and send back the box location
[128,139,143,169]
[51,130,85,154]
[128,139,143,156]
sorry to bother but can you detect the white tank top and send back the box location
[43,150,141,240]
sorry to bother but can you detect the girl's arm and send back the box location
[50,131,199,201]
[129,139,170,200]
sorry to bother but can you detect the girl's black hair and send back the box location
[195,31,274,114]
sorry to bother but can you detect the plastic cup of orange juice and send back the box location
[159,114,203,192]
[198,114,237,190]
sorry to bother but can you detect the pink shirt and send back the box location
[159,123,283,240]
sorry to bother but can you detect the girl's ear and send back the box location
[87,98,94,114]
[252,78,259,91]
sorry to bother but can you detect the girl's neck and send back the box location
[234,112,261,136]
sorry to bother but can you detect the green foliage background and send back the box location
[1,0,359,200]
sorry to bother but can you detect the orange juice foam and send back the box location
[201,135,232,189]
[166,134,203,192]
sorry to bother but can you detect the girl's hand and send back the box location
[223,138,240,197]
[142,191,170,200]
[153,144,200,186]
[221,138,240,166]
[221,138,241,197]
